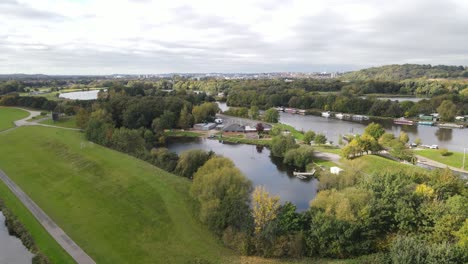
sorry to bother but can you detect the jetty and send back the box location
[293,169,316,179]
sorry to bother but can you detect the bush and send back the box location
[439,148,451,156]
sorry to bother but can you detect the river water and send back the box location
[167,137,318,211]
[0,212,34,264]
[217,102,468,152]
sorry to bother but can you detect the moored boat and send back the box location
[394,117,414,125]
[418,121,434,126]
[321,111,331,117]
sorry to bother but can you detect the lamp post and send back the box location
[462,148,467,170]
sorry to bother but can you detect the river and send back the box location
[167,137,318,211]
[217,102,468,152]
[0,212,34,264]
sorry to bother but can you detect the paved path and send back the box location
[2,108,82,132]
[314,151,342,165]
[416,155,468,175]
[0,170,95,264]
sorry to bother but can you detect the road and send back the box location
[0,170,96,264]
[416,155,468,176]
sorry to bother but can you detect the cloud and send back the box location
[0,0,467,74]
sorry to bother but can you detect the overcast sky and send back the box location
[1,0,467,74]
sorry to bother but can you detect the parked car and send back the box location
[430,145,439,149]
[215,118,223,124]
[410,143,418,147]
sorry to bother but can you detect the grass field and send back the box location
[358,155,427,175]
[40,116,78,129]
[0,107,29,131]
[416,149,468,169]
[275,123,304,140]
[0,182,75,263]
[0,126,234,263]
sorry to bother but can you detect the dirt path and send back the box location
[0,169,95,264]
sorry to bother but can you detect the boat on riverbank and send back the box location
[394,117,414,125]
[437,123,465,129]
[352,114,369,121]
[418,121,434,126]
[321,111,331,118]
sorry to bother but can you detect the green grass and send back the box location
[314,145,342,155]
[275,123,304,140]
[0,182,75,264]
[416,149,468,169]
[40,116,78,129]
[0,107,29,131]
[0,126,234,263]
[357,155,427,175]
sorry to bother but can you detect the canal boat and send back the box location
[321,111,331,118]
[352,114,369,121]
[285,108,297,114]
[418,121,434,126]
[335,113,344,119]
[437,123,465,129]
[393,117,414,125]
[293,169,316,179]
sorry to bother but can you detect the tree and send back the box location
[252,186,280,235]
[256,123,264,134]
[84,109,114,146]
[150,148,179,172]
[303,131,316,144]
[314,134,327,145]
[192,102,219,123]
[249,106,260,120]
[75,108,90,129]
[271,135,298,157]
[437,100,457,122]
[110,127,146,155]
[283,146,315,169]
[175,149,213,178]
[152,110,176,133]
[399,131,410,144]
[264,108,279,123]
[190,157,252,234]
[178,105,194,129]
[364,122,385,140]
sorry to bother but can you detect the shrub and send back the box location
[439,148,451,156]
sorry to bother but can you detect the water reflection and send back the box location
[435,128,452,142]
[167,137,317,211]
[0,212,34,264]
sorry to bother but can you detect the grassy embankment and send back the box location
[40,116,78,129]
[416,149,468,169]
[0,126,235,263]
[0,107,29,131]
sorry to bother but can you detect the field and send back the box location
[40,116,78,129]
[0,126,234,263]
[357,155,427,175]
[0,107,29,131]
[0,181,75,263]
[416,149,468,169]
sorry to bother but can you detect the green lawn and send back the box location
[314,145,342,155]
[416,149,468,169]
[0,126,234,263]
[275,123,304,140]
[0,182,75,263]
[40,116,78,129]
[357,155,427,175]
[0,107,29,131]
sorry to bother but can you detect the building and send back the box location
[330,166,344,175]
[194,123,217,131]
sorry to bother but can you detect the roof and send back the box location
[223,123,245,132]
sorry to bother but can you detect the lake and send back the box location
[167,137,318,211]
[59,90,100,100]
[0,212,34,264]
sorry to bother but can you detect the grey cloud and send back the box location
[0,0,65,20]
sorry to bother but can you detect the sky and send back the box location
[1,0,467,74]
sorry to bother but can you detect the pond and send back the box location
[0,211,34,264]
[59,90,101,100]
[167,137,318,211]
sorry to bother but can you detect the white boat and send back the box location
[321,111,331,118]
[335,113,344,119]
[293,169,316,178]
